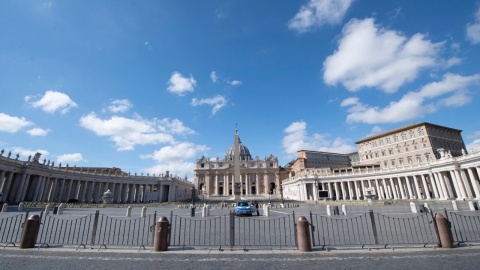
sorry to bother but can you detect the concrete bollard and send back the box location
[141,206,147,217]
[44,205,50,215]
[2,203,8,212]
[126,206,132,217]
[410,202,418,213]
[435,213,453,248]
[452,201,458,211]
[263,205,270,217]
[424,203,430,213]
[468,201,478,211]
[19,215,41,249]
[341,205,347,215]
[18,202,24,212]
[326,205,331,216]
[296,216,312,252]
[153,217,169,252]
[202,205,208,217]
[57,204,64,215]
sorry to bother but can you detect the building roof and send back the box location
[355,122,463,144]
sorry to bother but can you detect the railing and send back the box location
[37,211,157,250]
[447,211,480,245]
[0,211,29,247]
[309,210,439,250]
[168,212,298,250]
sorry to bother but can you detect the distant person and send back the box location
[255,201,259,216]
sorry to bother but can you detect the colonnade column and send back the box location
[459,170,473,198]
[420,175,431,200]
[467,168,480,198]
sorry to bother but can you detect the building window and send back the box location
[407,157,412,164]
[373,142,377,147]
[416,156,421,163]
[410,131,415,138]
[375,152,379,158]
[386,138,391,144]
[388,148,393,155]
[401,133,407,140]
[394,135,399,142]
[418,128,424,136]
[384,161,388,167]
[391,160,396,166]
[379,139,384,146]
[201,163,204,168]
[381,150,386,157]
[399,158,404,165]
[405,147,409,152]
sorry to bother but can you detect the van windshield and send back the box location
[237,201,249,206]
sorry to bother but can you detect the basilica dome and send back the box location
[225,137,252,161]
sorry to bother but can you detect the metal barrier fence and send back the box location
[447,211,480,245]
[37,211,157,250]
[0,211,29,247]
[168,212,298,250]
[309,210,439,249]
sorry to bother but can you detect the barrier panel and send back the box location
[37,210,157,250]
[309,210,439,250]
[447,211,480,245]
[168,212,297,250]
[0,212,29,247]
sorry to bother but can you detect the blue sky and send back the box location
[1,0,480,180]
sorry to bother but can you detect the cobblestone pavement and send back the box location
[1,246,480,270]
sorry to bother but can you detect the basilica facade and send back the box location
[194,131,286,198]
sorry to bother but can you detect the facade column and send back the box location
[405,176,414,199]
[353,181,360,200]
[340,182,346,200]
[0,170,5,192]
[334,182,340,200]
[205,173,210,197]
[57,179,66,202]
[449,170,465,199]
[312,182,318,201]
[14,173,28,202]
[459,169,474,198]
[32,176,43,202]
[2,172,14,202]
[346,181,352,200]
[360,180,367,199]
[428,173,440,199]
[382,178,389,199]
[214,174,218,196]
[224,174,229,196]
[374,179,382,199]
[436,172,449,199]
[135,184,142,203]
[327,182,333,199]
[48,178,58,202]
[412,175,422,199]
[397,177,406,199]
[467,168,480,198]
[389,178,398,199]
[420,174,431,200]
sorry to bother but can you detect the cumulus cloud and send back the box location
[167,72,196,96]
[0,113,33,133]
[341,73,480,124]
[141,142,209,180]
[191,95,227,115]
[282,121,356,159]
[466,8,480,44]
[210,71,218,83]
[10,147,49,160]
[323,18,445,93]
[25,90,77,114]
[288,0,353,33]
[79,113,194,151]
[27,127,50,136]
[57,153,85,164]
[108,99,132,113]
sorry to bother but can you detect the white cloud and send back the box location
[108,99,132,113]
[167,72,196,96]
[26,90,77,114]
[341,73,480,124]
[191,95,227,115]
[141,142,209,180]
[288,0,353,33]
[466,8,480,44]
[0,113,33,133]
[27,127,50,136]
[210,71,218,83]
[229,80,242,86]
[10,147,49,160]
[79,113,194,151]
[323,18,444,93]
[282,121,356,159]
[57,153,85,164]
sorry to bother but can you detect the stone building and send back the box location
[282,122,480,202]
[355,122,466,168]
[194,130,286,199]
[285,150,353,178]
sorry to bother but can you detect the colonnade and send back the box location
[283,152,480,202]
[0,156,191,204]
[197,172,279,197]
